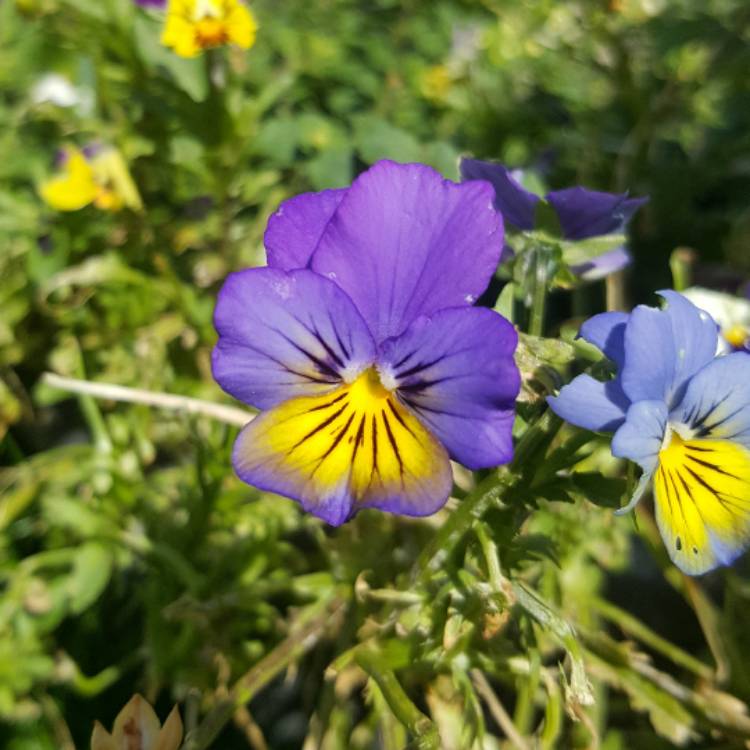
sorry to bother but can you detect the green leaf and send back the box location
[560,234,628,267]
[67,542,113,614]
[353,115,422,164]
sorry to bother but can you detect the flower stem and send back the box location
[411,470,514,584]
[355,649,441,749]
[528,249,548,337]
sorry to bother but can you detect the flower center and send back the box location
[724,324,749,350]
[194,17,229,48]
[347,367,391,408]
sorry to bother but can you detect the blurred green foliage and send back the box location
[2,0,750,747]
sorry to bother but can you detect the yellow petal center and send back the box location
[654,430,750,573]
[194,16,229,48]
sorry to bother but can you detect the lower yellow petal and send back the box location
[40,150,98,211]
[233,369,453,525]
[654,432,750,574]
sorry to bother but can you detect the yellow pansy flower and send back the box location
[91,694,182,750]
[40,146,142,213]
[162,0,257,58]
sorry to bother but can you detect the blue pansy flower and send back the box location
[548,291,750,575]
[460,158,647,279]
[212,161,520,526]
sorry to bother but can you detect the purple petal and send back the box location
[311,160,504,342]
[231,377,453,525]
[134,0,166,7]
[611,399,667,473]
[547,374,629,433]
[578,311,629,368]
[620,304,677,405]
[570,247,632,280]
[212,268,376,410]
[547,187,647,240]
[264,189,346,270]
[459,158,539,230]
[378,307,519,468]
[620,292,718,408]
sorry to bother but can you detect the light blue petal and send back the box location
[578,311,628,368]
[671,352,750,448]
[658,290,719,403]
[620,292,719,408]
[620,305,676,404]
[547,374,629,433]
[611,400,667,474]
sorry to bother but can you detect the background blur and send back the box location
[1,0,750,748]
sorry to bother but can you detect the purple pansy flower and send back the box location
[460,158,647,280]
[212,161,520,526]
[134,0,166,7]
[548,292,750,575]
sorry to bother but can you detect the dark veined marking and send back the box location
[685,453,742,481]
[395,355,446,381]
[309,412,356,477]
[370,414,379,479]
[350,415,367,461]
[309,324,346,369]
[662,468,695,548]
[682,464,750,516]
[273,327,341,380]
[684,444,714,454]
[676,536,682,551]
[305,392,348,413]
[381,410,405,481]
[386,400,419,442]
[289,403,348,452]
[332,326,351,361]
[397,377,451,394]
[695,403,746,437]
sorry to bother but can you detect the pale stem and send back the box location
[41,372,252,427]
[471,669,531,750]
[181,596,346,750]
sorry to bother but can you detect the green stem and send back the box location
[181,595,345,750]
[669,247,696,292]
[528,250,548,337]
[590,596,713,680]
[411,470,514,584]
[355,649,440,750]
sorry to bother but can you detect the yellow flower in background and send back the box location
[420,64,453,102]
[162,0,257,58]
[91,694,182,750]
[40,146,142,212]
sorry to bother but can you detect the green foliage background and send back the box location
[1,0,750,748]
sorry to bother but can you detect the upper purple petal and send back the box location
[570,247,632,281]
[264,189,346,271]
[578,311,629,369]
[378,307,520,469]
[620,291,718,408]
[311,160,504,343]
[134,0,165,7]
[459,158,539,230]
[546,187,647,240]
[212,267,376,410]
[547,374,629,433]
